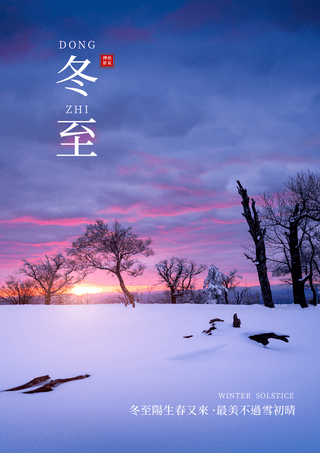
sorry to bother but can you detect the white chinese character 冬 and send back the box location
[129,405,140,416]
[57,55,98,96]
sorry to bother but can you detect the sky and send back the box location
[1,0,320,291]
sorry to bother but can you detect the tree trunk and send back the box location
[287,222,308,308]
[256,260,273,308]
[45,293,51,305]
[224,291,228,304]
[308,274,317,306]
[255,238,274,308]
[170,287,177,304]
[237,181,274,308]
[116,271,135,307]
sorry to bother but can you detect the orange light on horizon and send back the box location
[71,284,161,295]
[71,285,105,296]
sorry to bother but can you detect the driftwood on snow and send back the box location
[24,375,90,393]
[4,375,50,392]
[203,318,224,335]
[249,333,290,346]
[2,374,90,393]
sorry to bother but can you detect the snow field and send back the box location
[0,303,319,453]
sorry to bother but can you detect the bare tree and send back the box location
[67,220,154,308]
[237,180,274,308]
[261,171,320,308]
[0,277,35,305]
[221,269,242,304]
[20,254,88,305]
[155,257,206,304]
[233,285,250,305]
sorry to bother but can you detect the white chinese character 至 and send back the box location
[141,405,152,415]
[57,119,97,156]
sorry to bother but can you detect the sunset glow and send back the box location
[72,285,104,296]
[71,284,162,295]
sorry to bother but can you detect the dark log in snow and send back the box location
[233,313,241,328]
[203,318,225,335]
[249,333,289,346]
[183,335,193,338]
[23,374,90,393]
[4,375,51,392]
[203,325,216,335]
[209,318,224,324]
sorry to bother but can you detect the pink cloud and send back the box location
[139,201,238,218]
[117,165,141,176]
[0,216,88,226]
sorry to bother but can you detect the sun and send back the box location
[72,285,103,296]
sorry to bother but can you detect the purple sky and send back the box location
[1,0,320,290]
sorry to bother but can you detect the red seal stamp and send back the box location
[100,54,114,68]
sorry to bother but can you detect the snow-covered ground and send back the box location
[0,303,319,453]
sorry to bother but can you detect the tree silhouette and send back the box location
[0,276,35,305]
[261,171,320,308]
[156,257,206,304]
[237,180,274,308]
[20,254,88,305]
[67,220,154,307]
